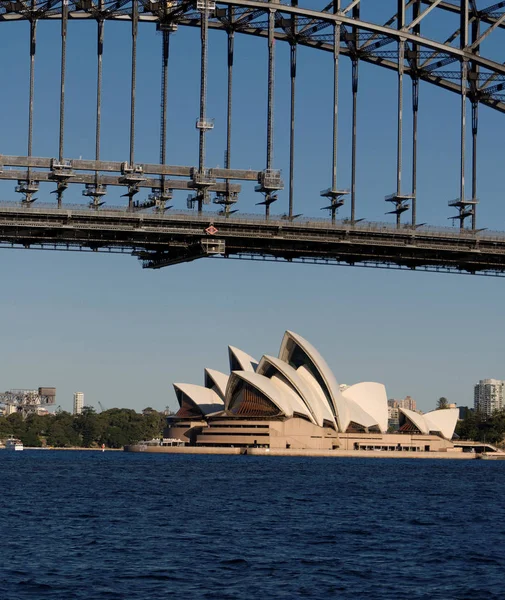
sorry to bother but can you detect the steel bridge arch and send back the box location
[2,1,505,111]
[0,0,504,233]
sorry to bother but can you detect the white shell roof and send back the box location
[269,374,317,425]
[341,383,388,433]
[228,346,258,372]
[279,330,350,432]
[400,408,429,434]
[257,355,336,428]
[345,398,381,430]
[204,368,229,400]
[225,370,312,421]
[400,407,459,440]
[173,383,225,416]
[171,330,394,435]
[424,408,459,440]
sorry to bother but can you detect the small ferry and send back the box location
[4,437,23,451]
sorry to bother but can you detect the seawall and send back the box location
[124,445,241,455]
[123,445,476,459]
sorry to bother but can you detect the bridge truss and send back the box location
[0,0,505,273]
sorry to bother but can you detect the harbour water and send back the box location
[1,451,504,599]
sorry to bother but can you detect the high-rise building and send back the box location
[73,392,84,415]
[474,380,505,416]
[387,405,400,431]
[398,396,417,412]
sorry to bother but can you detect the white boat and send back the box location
[4,437,23,451]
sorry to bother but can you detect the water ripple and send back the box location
[1,452,504,599]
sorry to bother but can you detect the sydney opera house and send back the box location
[165,331,460,452]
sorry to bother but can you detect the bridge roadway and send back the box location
[1,202,505,275]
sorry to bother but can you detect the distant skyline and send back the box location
[0,12,504,414]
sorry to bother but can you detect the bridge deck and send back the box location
[0,203,504,275]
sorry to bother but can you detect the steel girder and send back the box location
[1,0,505,111]
[0,203,505,275]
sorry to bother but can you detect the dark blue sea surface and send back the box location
[0,451,504,600]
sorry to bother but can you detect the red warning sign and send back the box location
[205,225,218,235]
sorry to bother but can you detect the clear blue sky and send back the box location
[0,5,504,413]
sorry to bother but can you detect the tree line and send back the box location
[456,408,505,446]
[0,406,166,449]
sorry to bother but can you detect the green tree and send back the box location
[0,416,12,438]
[72,405,104,446]
[100,408,145,446]
[47,411,81,447]
[20,429,42,447]
[20,413,49,447]
[102,425,129,449]
[456,411,479,441]
[456,409,505,446]
[141,410,165,440]
[436,397,449,410]
[6,413,25,436]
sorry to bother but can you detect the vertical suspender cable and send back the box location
[459,0,469,230]
[225,17,234,216]
[332,6,340,196]
[471,101,478,230]
[95,8,104,205]
[198,1,210,213]
[27,17,37,200]
[225,22,233,171]
[350,5,359,225]
[160,31,169,168]
[266,8,275,173]
[158,26,170,211]
[96,17,103,164]
[288,0,298,220]
[59,1,67,163]
[460,62,467,221]
[288,38,296,220]
[412,78,419,226]
[57,0,68,207]
[396,2,405,202]
[129,0,138,171]
[471,16,480,231]
[395,1,405,228]
[411,0,420,227]
[351,59,358,225]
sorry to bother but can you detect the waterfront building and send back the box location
[164,331,459,451]
[73,392,84,415]
[474,379,505,416]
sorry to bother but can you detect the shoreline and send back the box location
[123,445,478,459]
[4,446,497,460]
[0,447,123,452]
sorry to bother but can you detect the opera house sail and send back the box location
[164,331,459,452]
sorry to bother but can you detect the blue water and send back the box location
[0,452,504,599]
